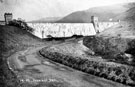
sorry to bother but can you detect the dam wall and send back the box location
[28,22,118,38]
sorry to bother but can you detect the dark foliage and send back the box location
[125,39,135,55]
[39,50,135,86]
[9,20,34,32]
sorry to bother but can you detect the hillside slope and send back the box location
[0,25,44,87]
[83,21,135,65]
[115,7,135,21]
[0,25,44,54]
[57,3,135,23]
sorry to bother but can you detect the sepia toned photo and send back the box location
[0,0,135,87]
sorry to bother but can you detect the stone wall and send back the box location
[98,22,118,32]
[28,22,118,38]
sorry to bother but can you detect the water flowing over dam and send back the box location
[28,22,118,38]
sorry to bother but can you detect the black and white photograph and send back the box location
[0,0,135,87]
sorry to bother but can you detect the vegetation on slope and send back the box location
[39,50,135,86]
[83,22,135,65]
[39,37,135,86]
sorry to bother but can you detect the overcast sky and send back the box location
[0,0,135,21]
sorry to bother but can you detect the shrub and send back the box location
[9,20,34,33]
[39,50,135,86]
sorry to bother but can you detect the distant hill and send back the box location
[28,17,62,23]
[115,7,135,21]
[57,2,135,23]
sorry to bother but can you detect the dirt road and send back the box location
[7,44,129,87]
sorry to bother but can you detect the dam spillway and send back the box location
[28,22,118,38]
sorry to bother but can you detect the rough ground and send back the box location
[83,21,135,65]
[0,25,129,87]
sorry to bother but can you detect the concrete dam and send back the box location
[28,22,118,38]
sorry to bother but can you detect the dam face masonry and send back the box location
[28,22,118,38]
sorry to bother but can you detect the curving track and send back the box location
[7,45,129,87]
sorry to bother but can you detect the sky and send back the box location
[0,0,135,21]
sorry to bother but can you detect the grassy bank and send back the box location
[0,25,44,87]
